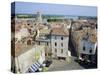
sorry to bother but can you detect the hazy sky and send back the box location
[11,2,97,16]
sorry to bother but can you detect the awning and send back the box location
[27,61,41,73]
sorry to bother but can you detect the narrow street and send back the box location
[68,34,77,57]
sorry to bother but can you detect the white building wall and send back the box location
[51,35,69,58]
[79,40,96,55]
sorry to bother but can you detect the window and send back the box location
[27,23,30,25]
[47,42,48,46]
[61,43,63,47]
[55,42,57,46]
[89,49,92,53]
[45,53,47,56]
[83,46,85,51]
[27,40,31,45]
[61,37,63,40]
[55,48,57,53]
[39,42,40,45]
[61,49,63,53]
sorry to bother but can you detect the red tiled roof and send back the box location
[89,34,97,44]
[51,27,69,36]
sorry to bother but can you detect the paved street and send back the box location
[48,56,84,71]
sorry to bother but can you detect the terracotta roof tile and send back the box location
[89,34,97,44]
[51,27,69,36]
